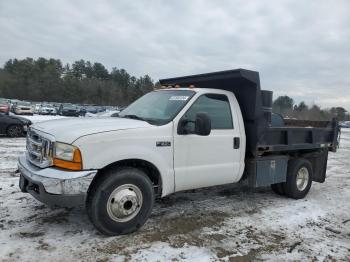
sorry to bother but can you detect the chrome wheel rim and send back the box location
[296,167,309,191]
[106,184,143,222]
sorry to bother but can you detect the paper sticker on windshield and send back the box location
[169,96,189,101]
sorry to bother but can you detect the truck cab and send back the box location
[170,88,246,191]
[18,69,339,236]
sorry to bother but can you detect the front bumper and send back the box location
[40,110,56,115]
[18,155,97,207]
[15,109,34,115]
[61,111,79,116]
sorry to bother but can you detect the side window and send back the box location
[184,94,233,129]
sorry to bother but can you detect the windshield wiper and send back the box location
[121,114,157,125]
[122,114,147,121]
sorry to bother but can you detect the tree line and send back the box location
[0,57,347,120]
[0,57,155,106]
[273,95,349,121]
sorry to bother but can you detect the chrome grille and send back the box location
[26,129,53,168]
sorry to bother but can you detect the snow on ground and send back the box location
[13,112,118,124]
[17,114,69,123]
[0,127,349,261]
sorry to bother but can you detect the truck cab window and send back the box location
[184,94,233,129]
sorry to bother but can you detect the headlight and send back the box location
[53,142,82,170]
[54,142,76,161]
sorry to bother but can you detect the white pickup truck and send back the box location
[18,69,340,235]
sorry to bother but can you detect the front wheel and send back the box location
[7,125,24,137]
[283,158,313,199]
[86,167,154,235]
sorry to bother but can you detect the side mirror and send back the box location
[177,117,189,135]
[194,113,211,136]
[177,113,212,135]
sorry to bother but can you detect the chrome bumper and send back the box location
[18,155,97,195]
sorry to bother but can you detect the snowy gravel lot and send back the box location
[0,116,349,261]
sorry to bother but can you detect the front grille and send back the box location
[26,129,53,168]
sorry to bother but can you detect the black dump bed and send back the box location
[159,69,340,157]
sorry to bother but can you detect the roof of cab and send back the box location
[159,68,266,156]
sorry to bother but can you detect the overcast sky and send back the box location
[0,0,349,110]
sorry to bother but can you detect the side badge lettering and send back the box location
[156,141,171,147]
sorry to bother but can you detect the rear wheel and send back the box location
[7,125,23,137]
[86,167,154,236]
[283,158,312,199]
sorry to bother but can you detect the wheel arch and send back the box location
[88,158,163,197]
[6,123,23,136]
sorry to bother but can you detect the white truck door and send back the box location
[174,92,243,192]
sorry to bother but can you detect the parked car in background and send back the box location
[117,106,127,112]
[96,106,106,113]
[84,106,98,114]
[58,103,80,117]
[8,99,20,111]
[34,104,42,114]
[339,121,350,128]
[77,106,87,116]
[12,101,34,115]
[0,98,10,114]
[85,110,120,118]
[104,106,117,111]
[39,104,57,115]
[0,112,31,137]
[99,110,120,117]
[52,103,61,111]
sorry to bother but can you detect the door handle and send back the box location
[234,137,240,149]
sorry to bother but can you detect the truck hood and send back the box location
[32,117,151,143]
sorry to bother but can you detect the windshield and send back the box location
[119,90,195,125]
[63,104,76,109]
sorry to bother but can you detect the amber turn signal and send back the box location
[53,149,82,171]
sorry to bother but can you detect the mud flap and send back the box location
[299,150,329,183]
[306,150,328,183]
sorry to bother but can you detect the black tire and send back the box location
[283,158,312,199]
[86,167,154,236]
[7,125,24,137]
[271,183,285,195]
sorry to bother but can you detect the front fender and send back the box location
[73,125,174,196]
